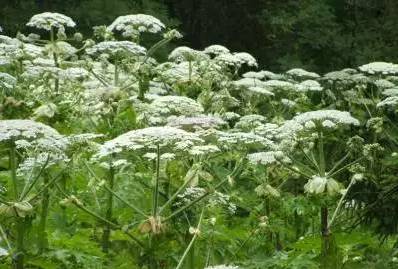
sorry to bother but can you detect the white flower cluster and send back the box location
[107,14,165,37]
[0,120,65,150]
[68,133,103,149]
[253,70,283,80]
[215,52,257,68]
[233,78,274,96]
[158,61,199,83]
[203,45,230,56]
[215,131,275,150]
[167,115,226,130]
[247,151,289,165]
[377,96,398,108]
[295,80,323,92]
[168,46,208,62]
[189,145,220,156]
[359,62,398,75]
[255,183,280,198]
[137,95,204,125]
[96,127,203,158]
[382,88,398,96]
[17,152,68,176]
[0,72,16,89]
[26,12,76,31]
[234,114,267,131]
[263,80,295,90]
[204,265,239,269]
[291,110,360,129]
[86,41,146,57]
[59,67,90,80]
[374,79,395,90]
[286,68,320,79]
[253,123,279,139]
[281,98,296,108]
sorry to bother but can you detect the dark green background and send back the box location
[1,0,398,72]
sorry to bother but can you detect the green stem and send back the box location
[102,164,115,253]
[152,145,161,218]
[38,174,50,253]
[327,153,350,177]
[328,178,356,229]
[55,183,145,248]
[9,144,18,200]
[318,130,325,177]
[84,161,147,218]
[159,164,200,214]
[9,144,24,269]
[19,154,50,201]
[175,209,204,269]
[327,157,364,178]
[114,63,119,86]
[13,219,25,269]
[164,177,228,222]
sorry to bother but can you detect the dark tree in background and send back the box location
[2,0,398,72]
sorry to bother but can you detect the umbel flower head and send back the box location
[215,52,257,68]
[136,95,204,126]
[204,265,240,269]
[286,68,320,79]
[283,109,360,133]
[0,120,66,151]
[86,41,146,57]
[358,62,398,75]
[96,126,204,158]
[167,115,226,130]
[168,46,209,62]
[107,14,165,38]
[295,110,359,125]
[26,12,76,31]
[203,44,230,56]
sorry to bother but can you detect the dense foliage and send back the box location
[1,11,398,269]
[2,0,398,72]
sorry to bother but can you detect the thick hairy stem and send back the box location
[38,174,50,253]
[102,165,115,253]
[13,220,25,269]
[10,145,24,269]
[320,207,341,269]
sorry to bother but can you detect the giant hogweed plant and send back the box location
[1,11,398,269]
